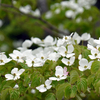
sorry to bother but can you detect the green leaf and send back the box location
[77,78,87,93]
[19,62,29,69]
[70,85,77,98]
[91,61,100,74]
[70,70,79,84]
[1,88,10,100]
[56,83,69,100]
[65,84,71,99]
[87,74,95,87]
[10,89,20,100]
[95,69,100,79]
[45,93,56,100]
[31,76,40,88]
[95,80,100,94]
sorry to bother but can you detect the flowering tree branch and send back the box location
[0,3,69,36]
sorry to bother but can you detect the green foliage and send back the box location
[70,70,79,84]
[77,78,87,93]
[91,61,100,74]
[45,93,56,100]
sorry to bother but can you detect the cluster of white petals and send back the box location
[49,66,68,81]
[0,52,11,65]
[1,32,100,93]
[36,79,52,93]
[45,0,97,19]
[5,68,25,80]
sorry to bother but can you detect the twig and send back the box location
[0,3,69,35]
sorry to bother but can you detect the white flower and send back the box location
[45,11,52,19]
[78,58,93,71]
[25,55,43,67]
[0,52,11,65]
[94,38,100,45]
[78,54,82,60]
[31,35,56,47]
[88,44,100,59]
[58,45,75,58]
[49,66,68,81]
[9,50,24,63]
[31,89,36,94]
[65,10,74,18]
[13,84,19,88]
[81,33,91,41]
[72,32,81,44]
[32,9,41,17]
[47,52,61,61]
[36,79,52,93]
[88,38,97,47]
[61,56,75,66]
[55,9,60,14]
[19,5,31,14]
[5,68,25,80]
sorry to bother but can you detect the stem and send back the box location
[0,3,69,36]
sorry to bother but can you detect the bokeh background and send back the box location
[0,0,100,54]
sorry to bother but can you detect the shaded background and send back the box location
[0,0,100,54]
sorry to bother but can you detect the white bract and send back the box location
[5,68,25,80]
[49,66,68,81]
[36,79,52,93]
[0,52,11,65]
[31,35,56,47]
[58,45,75,58]
[78,58,93,71]
[61,56,75,66]
[81,33,91,41]
[9,50,24,63]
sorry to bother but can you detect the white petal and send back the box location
[5,74,14,80]
[81,33,91,41]
[79,65,85,71]
[69,56,75,65]
[55,66,63,77]
[89,55,96,59]
[36,84,47,92]
[46,85,52,89]
[22,40,32,48]
[44,35,53,43]
[49,77,58,81]
[79,58,88,67]
[45,79,52,86]
[66,53,75,58]
[61,58,68,66]
[11,68,18,74]
[68,44,74,53]
[58,46,66,56]
[17,69,25,75]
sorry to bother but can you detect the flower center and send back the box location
[0,59,3,63]
[65,37,67,40]
[13,73,16,77]
[95,53,97,57]
[84,66,87,68]
[65,51,67,54]
[41,56,44,60]
[32,61,34,64]
[68,61,70,65]
[57,75,60,78]
[16,56,19,59]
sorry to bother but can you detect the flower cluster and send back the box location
[1,32,100,99]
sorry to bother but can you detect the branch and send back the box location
[0,3,69,35]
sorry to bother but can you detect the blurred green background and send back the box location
[0,0,100,54]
